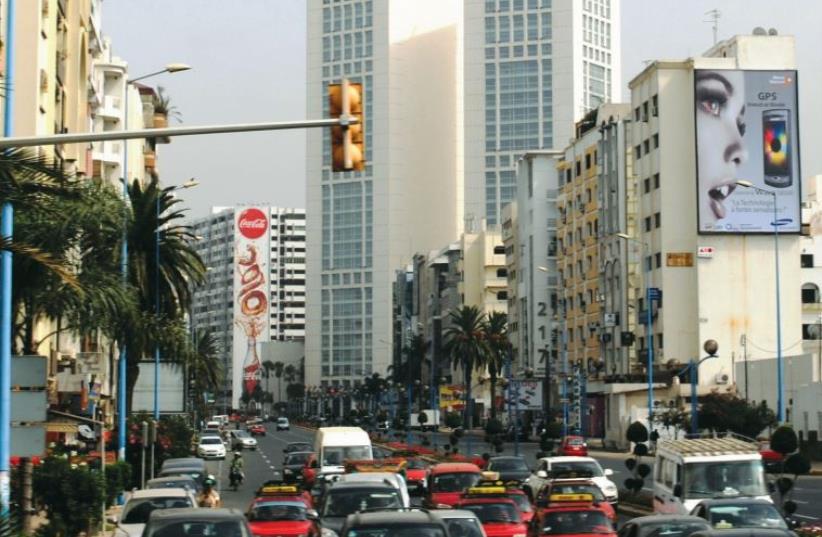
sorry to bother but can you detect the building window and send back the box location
[634,145,641,160]
[802,323,822,340]
[654,212,661,228]
[655,252,662,268]
[634,107,640,121]
[497,291,508,301]
[576,160,582,177]
[643,139,650,154]
[497,268,508,278]
[643,178,650,194]
[494,245,505,254]
[802,283,819,304]
[585,154,592,169]
[653,133,659,149]
[644,217,651,232]
[653,173,660,189]
[801,254,814,268]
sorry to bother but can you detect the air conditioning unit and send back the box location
[715,373,729,385]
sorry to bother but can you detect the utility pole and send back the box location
[704,9,721,45]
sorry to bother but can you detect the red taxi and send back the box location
[247,485,319,537]
[249,424,266,437]
[391,450,430,494]
[424,462,482,508]
[254,483,314,509]
[455,485,529,537]
[557,436,588,457]
[534,481,615,521]
[529,493,616,537]
[479,473,534,523]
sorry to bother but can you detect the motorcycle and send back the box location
[229,467,244,491]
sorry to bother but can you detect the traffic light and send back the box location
[328,79,365,172]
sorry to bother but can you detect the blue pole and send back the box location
[690,360,698,434]
[773,195,784,423]
[406,383,412,447]
[505,347,514,455]
[154,192,160,420]
[561,329,568,438]
[118,82,130,462]
[647,285,654,432]
[1,0,16,520]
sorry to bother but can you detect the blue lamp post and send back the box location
[675,339,719,433]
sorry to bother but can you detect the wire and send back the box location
[744,336,804,354]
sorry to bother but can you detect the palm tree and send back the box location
[262,360,275,397]
[443,305,489,429]
[402,334,426,411]
[273,361,285,402]
[284,364,298,413]
[482,311,508,420]
[186,329,222,422]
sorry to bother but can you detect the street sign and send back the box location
[11,392,47,422]
[697,246,715,258]
[11,425,46,457]
[648,287,662,301]
[12,355,48,457]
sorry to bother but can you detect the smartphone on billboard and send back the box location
[763,109,792,188]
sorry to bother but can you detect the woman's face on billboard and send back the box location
[696,70,748,222]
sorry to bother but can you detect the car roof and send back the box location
[128,488,193,499]
[690,530,794,537]
[147,476,196,484]
[627,515,710,525]
[288,441,311,446]
[695,498,777,507]
[148,507,245,521]
[431,462,481,474]
[163,457,204,466]
[285,451,315,456]
[540,456,597,463]
[328,480,398,491]
[489,456,527,461]
[344,510,444,527]
[544,478,597,485]
[430,509,482,520]
[458,497,516,506]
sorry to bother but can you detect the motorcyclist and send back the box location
[198,478,221,508]
[229,451,245,488]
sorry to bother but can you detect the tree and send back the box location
[402,334,426,410]
[272,361,285,402]
[482,311,508,419]
[187,329,223,421]
[698,391,777,439]
[262,360,275,399]
[443,306,489,429]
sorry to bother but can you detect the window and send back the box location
[576,160,582,177]
[802,283,819,304]
[497,291,508,301]
[654,212,661,228]
[634,107,640,121]
[653,173,660,189]
[653,134,659,148]
[643,178,650,194]
[634,145,641,160]
[801,254,814,268]
[644,217,651,232]
[802,324,822,340]
[585,154,592,169]
[643,139,650,154]
[497,268,508,278]
[494,245,505,254]
[655,252,662,268]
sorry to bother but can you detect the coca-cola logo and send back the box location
[237,208,268,239]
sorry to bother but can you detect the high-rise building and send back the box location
[305,1,462,388]
[191,207,306,405]
[463,0,621,226]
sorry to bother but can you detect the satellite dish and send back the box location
[768,28,778,35]
[752,27,767,35]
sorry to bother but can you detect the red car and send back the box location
[535,481,616,522]
[456,490,529,537]
[424,462,482,508]
[246,491,320,537]
[249,424,266,437]
[529,494,616,537]
[557,436,588,456]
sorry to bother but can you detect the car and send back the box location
[486,456,532,483]
[204,420,222,432]
[255,482,315,509]
[284,442,313,455]
[534,479,615,521]
[145,475,199,493]
[688,530,797,537]
[758,440,784,473]
[463,479,535,525]
[197,435,227,459]
[277,417,291,431]
[455,490,529,537]
[246,497,320,537]
[249,424,266,437]
[557,436,588,457]
[424,462,483,509]
[110,488,198,537]
[528,495,616,537]
[689,498,798,531]
[339,509,451,537]
[282,451,315,484]
[231,430,259,450]
[430,509,488,537]
[617,515,712,537]
[403,457,430,495]
[526,457,617,506]
[157,465,211,491]
[143,508,252,537]
[318,480,405,535]
[336,469,412,508]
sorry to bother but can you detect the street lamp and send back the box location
[735,180,789,423]
[675,339,719,433]
[154,179,199,421]
[616,233,656,432]
[118,63,191,462]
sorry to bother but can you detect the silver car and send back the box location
[230,429,258,450]
[110,488,198,537]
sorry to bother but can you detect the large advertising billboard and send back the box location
[695,70,801,234]
[233,207,270,409]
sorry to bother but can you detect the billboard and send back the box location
[132,362,186,413]
[439,384,465,411]
[695,70,801,234]
[233,207,270,409]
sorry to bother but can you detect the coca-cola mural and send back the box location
[233,207,270,409]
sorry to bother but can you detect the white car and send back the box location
[197,436,227,459]
[277,417,290,431]
[526,456,618,505]
[230,430,258,450]
[110,488,197,537]
[335,472,411,508]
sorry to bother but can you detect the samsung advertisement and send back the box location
[695,69,801,234]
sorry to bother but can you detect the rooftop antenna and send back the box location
[704,9,721,45]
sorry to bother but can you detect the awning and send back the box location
[45,409,104,434]
[45,421,78,433]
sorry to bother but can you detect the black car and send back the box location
[143,508,251,537]
[617,515,712,537]
[282,451,314,484]
[145,475,200,493]
[340,509,449,537]
[283,442,313,455]
[690,530,797,537]
[319,481,404,535]
[689,498,799,531]
[486,455,531,482]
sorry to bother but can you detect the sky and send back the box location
[101,0,822,219]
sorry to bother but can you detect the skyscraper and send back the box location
[463,0,621,226]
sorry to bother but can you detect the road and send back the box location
[204,424,822,523]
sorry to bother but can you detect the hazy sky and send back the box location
[101,1,822,218]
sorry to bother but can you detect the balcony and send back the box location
[91,141,122,164]
[98,95,122,120]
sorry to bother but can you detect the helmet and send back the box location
[234,451,242,457]
[204,478,216,487]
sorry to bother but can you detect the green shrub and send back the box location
[444,412,462,429]
[105,461,133,506]
[34,457,105,536]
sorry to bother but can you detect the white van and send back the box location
[653,436,771,514]
[313,426,373,476]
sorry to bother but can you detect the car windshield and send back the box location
[121,497,194,524]
[248,503,307,522]
[147,480,193,490]
[567,438,585,446]
[285,452,312,465]
[201,437,222,445]
[683,461,767,499]
[638,521,711,537]
[460,502,520,523]
[322,489,401,517]
[706,504,788,529]
[545,483,605,501]
[550,461,602,477]
[278,418,288,423]
[342,526,445,537]
[431,472,481,493]
[145,520,249,537]
[235,431,250,438]
[540,510,613,534]
[322,446,372,466]
[489,459,529,471]
[443,519,485,537]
